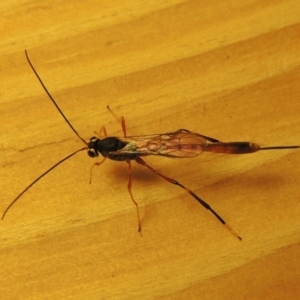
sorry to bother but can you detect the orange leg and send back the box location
[107,106,127,137]
[89,157,107,184]
[126,160,142,233]
[94,125,108,138]
[135,156,241,240]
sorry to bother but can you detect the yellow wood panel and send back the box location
[0,1,299,299]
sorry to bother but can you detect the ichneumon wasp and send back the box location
[2,50,299,240]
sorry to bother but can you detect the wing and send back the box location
[111,130,209,158]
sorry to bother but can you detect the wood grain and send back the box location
[0,1,299,299]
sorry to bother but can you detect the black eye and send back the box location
[87,149,98,158]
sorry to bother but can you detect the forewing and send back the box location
[112,131,208,157]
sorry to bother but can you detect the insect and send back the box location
[2,50,299,240]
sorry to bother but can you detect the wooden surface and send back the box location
[1,1,300,299]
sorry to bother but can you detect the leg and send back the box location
[126,160,142,233]
[135,156,241,240]
[107,106,127,137]
[94,125,108,138]
[89,157,107,184]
